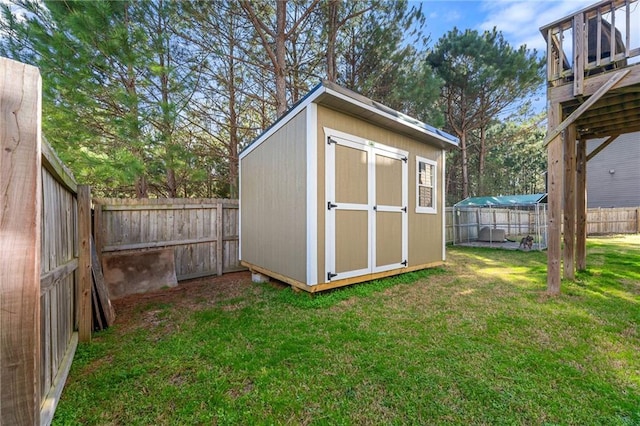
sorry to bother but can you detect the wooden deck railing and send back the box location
[541,0,640,90]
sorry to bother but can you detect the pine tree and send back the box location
[426,28,544,201]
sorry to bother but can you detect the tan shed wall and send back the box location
[241,110,307,283]
[316,105,444,283]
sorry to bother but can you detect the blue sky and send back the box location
[410,0,598,113]
[414,0,596,52]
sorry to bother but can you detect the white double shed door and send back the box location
[325,129,408,282]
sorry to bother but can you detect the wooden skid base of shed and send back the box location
[241,261,444,293]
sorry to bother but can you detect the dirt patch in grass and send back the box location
[112,271,256,331]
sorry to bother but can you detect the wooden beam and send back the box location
[547,103,563,295]
[101,236,223,253]
[576,140,587,271]
[578,111,640,128]
[549,64,640,104]
[241,260,444,293]
[40,258,78,294]
[41,137,77,194]
[77,185,92,343]
[573,13,585,97]
[585,123,640,140]
[577,97,640,118]
[586,135,619,161]
[544,70,630,146]
[0,58,42,425]
[563,125,577,280]
[39,332,77,426]
[574,93,640,118]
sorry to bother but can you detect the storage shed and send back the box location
[239,81,459,292]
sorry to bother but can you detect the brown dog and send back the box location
[519,235,534,250]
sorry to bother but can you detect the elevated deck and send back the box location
[541,0,640,293]
[541,0,640,138]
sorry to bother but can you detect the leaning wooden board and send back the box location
[91,237,115,329]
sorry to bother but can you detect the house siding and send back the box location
[587,132,640,208]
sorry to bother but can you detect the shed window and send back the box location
[416,156,436,214]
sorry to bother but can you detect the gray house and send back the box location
[587,132,640,208]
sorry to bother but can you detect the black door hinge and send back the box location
[402,156,408,163]
[373,205,377,211]
[327,272,338,281]
[328,202,338,210]
[327,137,336,145]
[402,206,407,213]
[401,260,408,267]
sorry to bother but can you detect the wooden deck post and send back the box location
[0,58,42,425]
[563,125,576,280]
[547,103,563,295]
[576,139,587,270]
[77,185,92,342]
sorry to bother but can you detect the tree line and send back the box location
[1,0,547,204]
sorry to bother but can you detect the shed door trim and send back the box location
[324,127,408,282]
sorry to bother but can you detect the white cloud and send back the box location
[478,0,595,51]
[444,10,462,23]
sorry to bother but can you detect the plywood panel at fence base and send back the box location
[101,248,178,299]
[96,199,244,281]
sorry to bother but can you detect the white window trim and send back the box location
[416,156,437,214]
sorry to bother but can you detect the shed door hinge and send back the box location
[327,201,338,210]
[402,156,408,163]
[402,206,407,213]
[327,137,336,145]
[401,260,408,267]
[327,272,338,281]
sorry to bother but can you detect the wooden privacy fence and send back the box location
[94,198,243,281]
[1,58,92,426]
[587,207,640,235]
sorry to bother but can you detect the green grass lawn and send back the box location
[54,236,640,425]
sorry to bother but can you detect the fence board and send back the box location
[96,198,243,280]
[39,119,81,426]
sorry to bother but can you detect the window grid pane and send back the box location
[419,186,432,208]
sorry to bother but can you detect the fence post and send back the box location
[0,58,42,425]
[93,199,104,264]
[77,185,92,342]
[216,201,224,275]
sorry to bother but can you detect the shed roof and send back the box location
[240,81,459,159]
[454,193,548,207]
